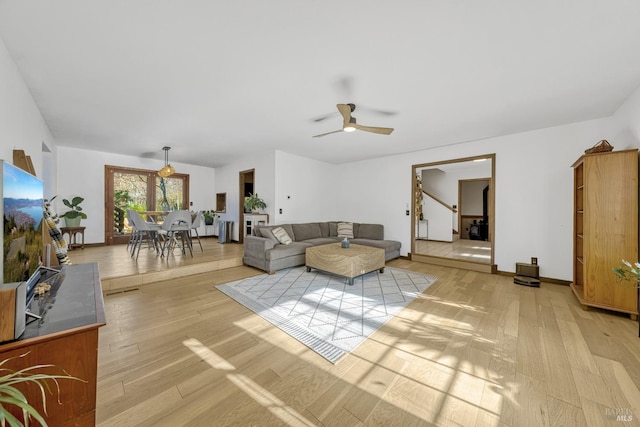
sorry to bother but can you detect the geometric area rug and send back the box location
[216,266,437,363]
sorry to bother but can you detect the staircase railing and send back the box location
[420,191,457,241]
[422,190,457,213]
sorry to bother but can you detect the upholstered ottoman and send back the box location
[305,242,385,285]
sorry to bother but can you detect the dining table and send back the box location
[139,211,169,223]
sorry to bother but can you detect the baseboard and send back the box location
[497,269,570,285]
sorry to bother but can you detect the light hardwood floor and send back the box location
[73,242,640,426]
[414,238,492,265]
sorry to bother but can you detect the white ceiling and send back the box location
[1,1,639,168]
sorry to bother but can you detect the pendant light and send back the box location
[157,146,176,178]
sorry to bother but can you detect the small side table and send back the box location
[61,226,86,250]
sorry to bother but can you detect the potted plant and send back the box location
[612,259,640,337]
[57,196,87,228]
[244,193,267,213]
[202,210,216,225]
[0,354,83,426]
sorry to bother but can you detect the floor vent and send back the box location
[105,287,140,296]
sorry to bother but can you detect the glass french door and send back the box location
[105,165,189,245]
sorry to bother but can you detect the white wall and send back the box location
[421,161,492,207]
[214,150,275,241]
[274,151,339,224]
[0,36,56,178]
[334,154,412,236]
[423,198,453,242]
[335,115,631,281]
[610,84,640,146]
[56,146,216,244]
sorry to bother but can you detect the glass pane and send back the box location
[114,172,148,237]
[156,177,184,211]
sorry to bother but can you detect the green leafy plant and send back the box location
[58,197,87,220]
[114,190,132,210]
[0,354,84,427]
[613,260,640,284]
[612,260,640,337]
[244,193,267,213]
[202,210,216,225]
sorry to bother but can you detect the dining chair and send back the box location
[158,210,193,257]
[190,211,204,252]
[128,210,162,260]
[126,209,136,253]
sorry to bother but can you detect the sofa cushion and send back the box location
[256,224,295,241]
[356,223,384,240]
[318,222,330,237]
[303,237,340,246]
[351,238,401,253]
[328,222,338,237]
[265,242,312,260]
[291,223,322,241]
[337,222,354,238]
[272,226,293,245]
[258,227,280,244]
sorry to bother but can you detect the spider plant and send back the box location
[612,260,640,337]
[0,353,83,427]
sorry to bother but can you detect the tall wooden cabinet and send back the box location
[570,149,638,317]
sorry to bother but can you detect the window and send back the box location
[216,192,226,213]
[105,165,189,244]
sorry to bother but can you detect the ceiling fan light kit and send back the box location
[344,117,357,132]
[312,103,394,138]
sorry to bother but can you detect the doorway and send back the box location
[238,169,254,244]
[458,178,490,240]
[411,154,496,273]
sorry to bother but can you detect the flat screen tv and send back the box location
[1,160,44,304]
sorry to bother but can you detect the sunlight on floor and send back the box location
[183,338,235,370]
[183,338,316,427]
[180,289,516,426]
[461,252,492,260]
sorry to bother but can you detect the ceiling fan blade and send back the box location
[358,105,397,116]
[354,124,394,135]
[312,129,344,138]
[311,111,338,122]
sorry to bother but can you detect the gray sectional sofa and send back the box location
[243,221,401,273]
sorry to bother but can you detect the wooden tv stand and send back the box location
[0,263,106,426]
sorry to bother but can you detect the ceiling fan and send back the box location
[312,103,394,138]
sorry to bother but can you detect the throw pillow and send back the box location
[337,222,354,239]
[272,226,293,245]
[259,227,279,244]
